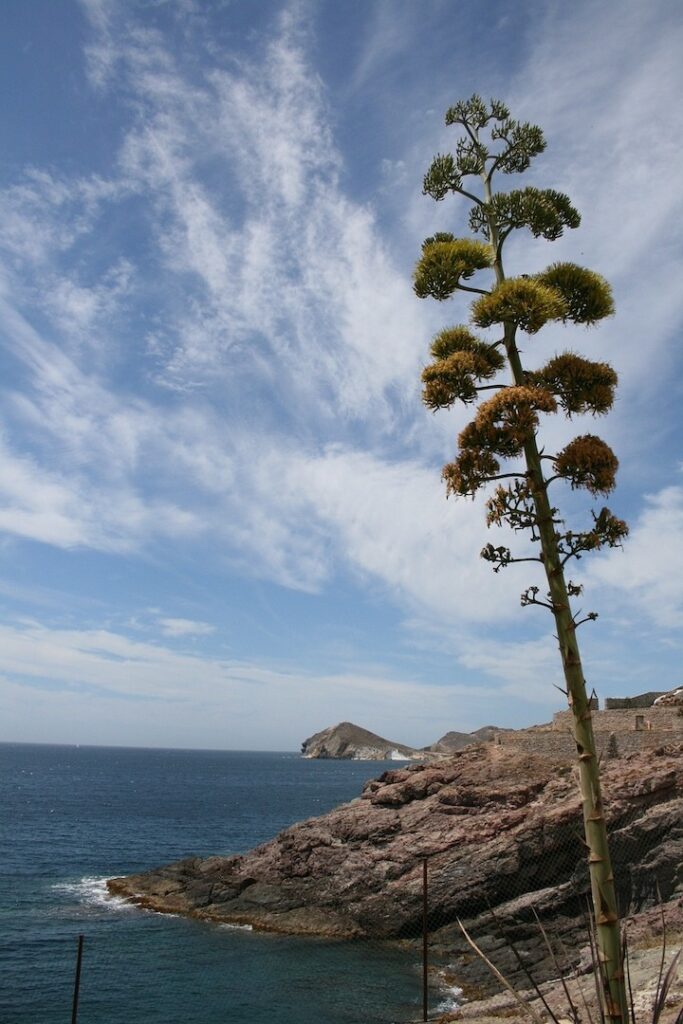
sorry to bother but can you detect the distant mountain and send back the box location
[300,722,427,761]
[424,724,504,754]
[471,725,504,742]
[423,730,474,753]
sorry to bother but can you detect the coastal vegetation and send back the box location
[413,96,629,1021]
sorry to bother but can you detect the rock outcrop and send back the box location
[427,725,503,753]
[654,687,683,707]
[300,721,429,760]
[108,743,683,996]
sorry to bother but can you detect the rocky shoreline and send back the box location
[107,742,683,998]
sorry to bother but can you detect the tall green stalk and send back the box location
[414,96,629,1021]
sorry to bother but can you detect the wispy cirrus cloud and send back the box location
[0,429,198,553]
[158,617,216,637]
[0,3,447,599]
[0,0,682,752]
[0,168,126,267]
[85,4,429,417]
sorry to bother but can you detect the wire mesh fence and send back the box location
[348,745,683,1022]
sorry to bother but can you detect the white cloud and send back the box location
[158,617,216,637]
[0,437,94,549]
[0,618,497,748]
[587,484,683,629]
[101,8,429,419]
[1,0,682,752]
[45,259,134,339]
[0,168,126,266]
[0,298,201,552]
[277,445,535,619]
[0,430,198,552]
[458,634,566,707]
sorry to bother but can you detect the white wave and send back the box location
[217,922,253,931]
[435,980,464,1013]
[52,876,135,913]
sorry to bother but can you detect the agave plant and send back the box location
[414,95,629,1020]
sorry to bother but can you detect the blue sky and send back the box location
[1,0,682,751]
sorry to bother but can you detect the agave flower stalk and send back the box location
[415,96,629,1022]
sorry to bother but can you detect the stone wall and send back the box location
[494,704,682,761]
[604,691,666,709]
[552,706,682,734]
[496,728,672,760]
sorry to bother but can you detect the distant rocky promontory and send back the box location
[300,720,503,760]
[300,721,428,760]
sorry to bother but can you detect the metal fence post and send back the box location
[71,934,84,1024]
[422,856,428,1022]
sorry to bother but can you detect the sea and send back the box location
[0,743,456,1024]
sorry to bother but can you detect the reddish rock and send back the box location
[108,743,683,994]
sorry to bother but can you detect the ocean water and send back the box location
[0,743,433,1024]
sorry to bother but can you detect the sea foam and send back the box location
[435,980,465,1013]
[52,876,134,913]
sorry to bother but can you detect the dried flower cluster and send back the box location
[529,352,617,416]
[459,386,557,458]
[442,448,501,498]
[421,328,505,409]
[554,434,620,495]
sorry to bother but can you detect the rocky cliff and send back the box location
[300,721,429,760]
[426,725,503,753]
[108,742,683,995]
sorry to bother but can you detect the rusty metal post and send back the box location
[71,934,84,1024]
[422,857,428,1022]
